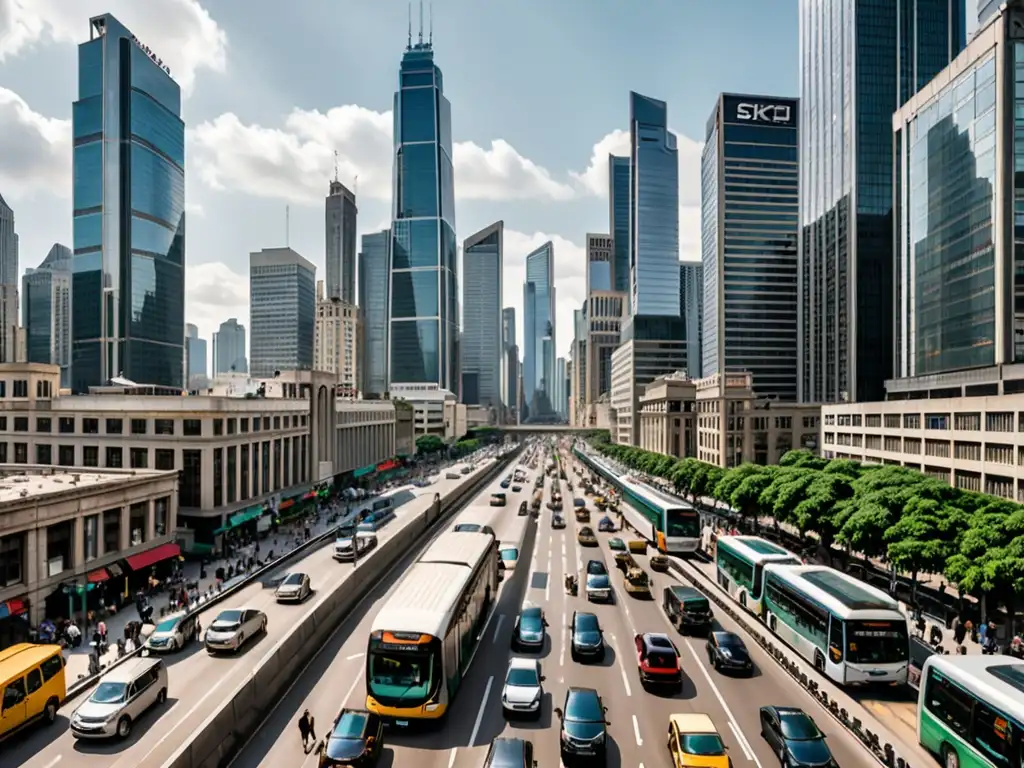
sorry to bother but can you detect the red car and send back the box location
[634,632,682,690]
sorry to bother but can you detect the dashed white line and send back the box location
[608,633,632,697]
[560,623,566,666]
[345,653,364,660]
[492,614,505,643]
[469,676,494,746]
[632,714,643,746]
[41,758,62,768]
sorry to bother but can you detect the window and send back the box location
[716,545,754,590]
[180,450,201,507]
[12,380,27,398]
[58,445,74,466]
[0,417,7,431]
[36,380,51,399]
[40,655,62,683]
[102,509,120,553]
[227,418,236,435]
[83,514,98,561]
[764,576,828,646]
[129,502,147,546]
[154,497,168,537]
[972,703,1018,766]
[829,617,844,663]
[0,534,24,587]
[106,418,123,434]
[83,446,99,467]
[213,447,223,507]
[130,447,148,469]
[13,443,27,463]
[227,446,237,504]
[106,447,123,468]
[263,417,270,430]
[36,418,51,433]
[25,668,42,695]
[241,418,249,433]
[273,439,281,491]
[240,444,250,501]
[82,418,99,434]
[4,678,26,710]
[45,520,72,575]
[182,419,201,437]
[13,417,27,432]
[213,418,223,436]
[59,417,75,433]
[35,444,51,465]
[925,671,972,739]
[273,416,280,430]
[131,418,147,435]
[155,419,174,435]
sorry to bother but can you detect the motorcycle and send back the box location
[564,574,578,597]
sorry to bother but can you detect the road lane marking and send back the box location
[560,623,566,666]
[492,614,505,643]
[341,671,363,707]
[469,676,495,746]
[608,633,632,697]
[41,758,62,768]
[632,714,643,746]
[346,653,364,660]
[448,747,459,767]
[684,640,761,766]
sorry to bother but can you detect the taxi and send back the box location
[577,526,598,546]
[623,565,652,597]
[666,713,730,768]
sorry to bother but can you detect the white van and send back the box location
[70,657,168,739]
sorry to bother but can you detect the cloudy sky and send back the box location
[0,0,807,368]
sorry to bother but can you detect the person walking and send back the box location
[298,709,315,751]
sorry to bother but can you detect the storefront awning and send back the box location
[229,507,263,528]
[86,568,110,583]
[353,464,376,478]
[125,542,181,571]
[0,598,26,619]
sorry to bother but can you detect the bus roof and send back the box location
[763,564,901,617]
[924,656,1024,721]
[371,562,474,639]
[719,535,799,559]
[0,643,62,680]
[618,474,693,513]
[420,531,493,567]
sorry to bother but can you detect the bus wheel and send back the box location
[942,745,960,768]
[814,651,825,673]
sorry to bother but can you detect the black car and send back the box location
[597,516,615,532]
[706,631,753,675]
[555,687,609,762]
[483,737,537,767]
[552,515,566,529]
[511,606,548,651]
[319,709,383,766]
[663,585,713,634]
[518,501,529,516]
[758,706,837,767]
[568,611,605,662]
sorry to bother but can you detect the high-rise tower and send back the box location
[462,222,503,408]
[326,177,357,304]
[359,230,391,397]
[523,242,556,418]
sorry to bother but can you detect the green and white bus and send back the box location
[919,655,1024,768]
[714,535,801,613]
[762,564,910,685]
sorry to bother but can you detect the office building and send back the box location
[0,195,18,367]
[501,307,517,417]
[71,15,186,392]
[212,318,247,375]
[388,27,457,392]
[609,155,631,298]
[798,0,965,403]
[325,178,357,304]
[629,92,680,317]
[680,262,703,380]
[571,307,586,425]
[23,245,72,387]
[359,230,390,398]
[587,234,614,293]
[523,242,556,418]
[555,356,568,421]
[702,93,799,401]
[0,193,16,287]
[584,291,625,405]
[185,324,207,381]
[461,222,503,408]
[314,280,360,396]
[249,248,316,378]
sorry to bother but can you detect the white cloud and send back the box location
[570,129,629,196]
[186,261,248,345]
[0,0,227,95]
[0,87,70,199]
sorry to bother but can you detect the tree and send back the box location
[885,496,965,602]
[779,449,828,470]
[415,434,444,454]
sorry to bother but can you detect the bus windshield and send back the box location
[367,640,437,703]
[846,620,909,664]
[666,508,700,538]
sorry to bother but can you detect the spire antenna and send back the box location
[353,174,359,198]
[285,205,290,247]
[429,2,433,44]
[418,0,424,44]
[407,2,412,48]
[333,150,339,182]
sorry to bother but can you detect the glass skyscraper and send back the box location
[249,248,316,377]
[461,221,503,407]
[23,244,72,387]
[388,31,457,391]
[609,155,631,297]
[359,230,391,397]
[680,261,703,380]
[523,242,556,417]
[629,92,680,317]
[212,318,247,375]
[798,0,965,402]
[326,179,357,304]
[71,14,185,391]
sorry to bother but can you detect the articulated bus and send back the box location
[714,535,801,613]
[918,655,1024,768]
[761,563,910,685]
[573,447,701,554]
[366,531,499,724]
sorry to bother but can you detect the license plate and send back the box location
[395,720,409,726]
[868,670,886,676]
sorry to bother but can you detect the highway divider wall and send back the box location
[166,446,522,768]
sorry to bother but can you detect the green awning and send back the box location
[353,464,376,478]
[229,507,264,527]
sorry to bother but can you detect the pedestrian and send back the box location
[298,709,314,751]
[954,619,967,646]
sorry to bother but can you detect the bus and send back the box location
[573,447,701,554]
[714,536,801,613]
[918,655,1024,768]
[761,564,910,685]
[365,530,499,724]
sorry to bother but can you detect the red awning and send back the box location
[125,543,181,571]
[86,568,110,583]
[278,499,295,511]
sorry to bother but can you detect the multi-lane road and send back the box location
[230,449,875,768]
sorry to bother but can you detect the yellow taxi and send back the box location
[667,713,730,767]
[623,565,652,597]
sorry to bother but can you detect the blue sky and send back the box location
[0,0,803,363]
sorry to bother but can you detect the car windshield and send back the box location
[155,617,181,633]
[680,733,726,755]
[845,620,909,664]
[506,667,539,686]
[579,527,594,536]
[331,712,367,739]
[90,682,128,704]
[565,690,602,722]
[283,574,304,585]
[575,614,599,632]
[213,610,242,629]
[500,548,519,561]
[586,561,606,575]
[666,508,701,537]
[454,524,481,532]
[587,574,610,589]
[787,737,832,764]
[717,634,744,649]
[647,651,676,668]
[520,611,542,632]
[779,712,821,740]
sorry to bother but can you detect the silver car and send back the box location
[501,657,544,719]
[333,532,378,562]
[70,657,168,739]
[145,612,200,653]
[275,572,312,602]
[205,608,267,654]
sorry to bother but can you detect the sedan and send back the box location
[607,537,626,551]
[551,515,566,529]
[276,572,312,602]
[577,526,598,546]
[483,737,537,768]
[511,606,547,652]
[555,687,609,762]
[759,706,837,767]
[597,516,616,532]
[319,708,383,766]
[707,631,753,675]
[512,484,523,493]
[501,657,544,719]
[568,611,605,662]
[445,472,460,480]
[205,608,267,654]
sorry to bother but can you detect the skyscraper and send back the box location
[249,248,316,377]
[609,155,631,297]
[462,222,503,407]
[798,0,965,403]
[523,242,556,417]
[359,230,391,397]
[586,234,614,293]
[680,262,703,380]
[0,194,19,365]
[0,193,16,286]
[702,94,799,400]
[23,244,72,386]
[185,323,207,381]
[71,14,186,391]
[314,280,360,395]
[388,23,457,392]
[629,92,680,317]
[502,307,518,419]
[326,179,357,303]
[212,318,247,375]
[556,356,568,420]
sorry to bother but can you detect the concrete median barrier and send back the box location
[164,446,521,768]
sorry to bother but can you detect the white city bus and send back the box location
[714,535,801,613]
[918,655,1024,768]
[762,564,909,685]
[365,531,499,724]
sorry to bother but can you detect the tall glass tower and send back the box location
[462,222,503,407]
[71,14,185,391]
[608,155,631,297]
[359,230,391,397]
[388,25,457,391]
[798,0,965,403]
[523,242,555,418]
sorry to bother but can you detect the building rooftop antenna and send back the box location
[418,0,424,45]
[429,2,433,45]
[353,174,359,198]
[333,149,339,182]
[407,2,412,48]
[285,205,290,247]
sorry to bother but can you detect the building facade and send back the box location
[71,14,186,392]
[586,234,614,293]
[502,306,517,417]
[212,318,247,375]
[358,230,390,398]
[680,262,703,380]
[701,93,799,401]
[185,324,207,382]
[555,356,568,420]
[0,193,16,288]
[462,222,503,408]
[249,248,316,378]
[325,179,357,304]
[638,373,696,458]
[314,281,360,396]
[609,155,631,298]
[523,242,556,418]
[585,291,625,406]
[23,245,71,388]
[798,0,965,403]
[388,34,458,392]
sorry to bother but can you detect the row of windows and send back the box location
[924,671,1021,767]
[0,412,307,436]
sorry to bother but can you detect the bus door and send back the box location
[444,625,460,700]
[828,617,844,672]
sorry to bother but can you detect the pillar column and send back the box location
[119,505,130,550]
[72,516,84,571]
[34,526,47,584]
[146,498,156,541]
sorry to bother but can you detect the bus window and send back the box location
[925,672,972,739]
[752,563,764,599]
[828,619,843,663]
[973,704,1017,767]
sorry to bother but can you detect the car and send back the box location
[574,507,590,523]
[597,516,615,532]
[499,543,520,571]
[568,611,605,662]
[453,522,497,536]
[500,478,512,489]
[706,631,753,675]
[446,472,460,480]
[555,687,609,762]
[490,493,507,507]
[205,608,267,654]
[334,532,378,562]
[511,606,547,652]
[275,572,312,602]
[319,708,383,766]
[518,501,529,516]
[577,526,598,546]
[551,515,566,529]
[759,706,836,767]
[667,713,730,768]
[634,632,683,689]
[70,657,168,740]
[649,555,670,572]
[623,565,652,598]
[608,537,626,551]
[501,658,544,719]
[145,611,200,653]
[483,737,537,768]
[584,570,613,603]
[663,585,713,634]
[512,484,523,492]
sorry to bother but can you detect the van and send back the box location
[662,585,713,634]
[70,656,168,739]
[0,643,66,740]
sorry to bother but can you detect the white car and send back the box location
[501,657,544,719]
[499,543,520,571]
[333,531,378,561]
[144,612,200,653]
[205,608,267,654]
[275,572,312,602]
